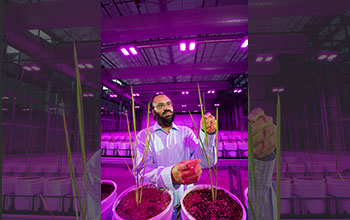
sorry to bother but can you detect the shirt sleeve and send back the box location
[136,130,180,191]
[248,152,277,220]
[187,127,217,168]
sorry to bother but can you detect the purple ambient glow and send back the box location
[189,42,196,51]
[182,105,187,107]
[129,47,138,55]
[121,48,130,56]
[241,39,248,48]
[180,43,186,51]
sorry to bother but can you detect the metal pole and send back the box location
[44,80,51,153]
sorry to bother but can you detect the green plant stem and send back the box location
[62,103,83,220]
[248,87,258,220]
[73,41,88,219]
[125,112,139,206]
[215,107,219,200]
[276,93,281,220]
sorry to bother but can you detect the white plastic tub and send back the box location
[293,177,326,214]
[326,176,350,214]
[181,185,246,220]
[101,180,117,220]
[43,177,72,212]
[15,176,44,211]
[112,185,173,220]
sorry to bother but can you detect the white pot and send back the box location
[15,177,44,211]
[2,176,18,210]
[326,176,350,214]
[280,178,292,214]
[225,142,237,158]
[101,180,117,220]
[43,177,72,212]
[244,187,248,209]
[105,141,116,156]
[237,142,248,157]
[112,185,173,220]
[8,163,27,176]
[2,176,17,195]
[117,142,130,157]
[180,185,246,220]
[293,177,326,214]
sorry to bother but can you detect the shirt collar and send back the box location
[153,122,179,132]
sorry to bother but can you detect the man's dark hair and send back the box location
[149,92,166,110]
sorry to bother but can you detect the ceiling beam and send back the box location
[103,62,247,79]
[123,81,230,93]
[3,31,99,88]
[102,5,247,44]
[249,0,349,18]
[249,33,307,54]
[3,0,100,31]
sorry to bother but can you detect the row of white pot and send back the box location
[3,163,85,177]
[102,181,246,220]
[286,162,348,174]
[279,176,350,215]
[2,176,85,212]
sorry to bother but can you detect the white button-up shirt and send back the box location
[136,122,217,206]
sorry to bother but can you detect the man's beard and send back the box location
[154,109,175,127]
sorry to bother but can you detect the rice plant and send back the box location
[61,41,88,220]
[188,83,219,202]
[247,87,258,220]
[123,85,153,207]
[276,93,281,220]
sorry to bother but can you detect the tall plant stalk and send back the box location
[188,84,219,202]
[248,87,258,220]
[276,93,281,220]
[61,41,89,220]
[124,85,153,208]
[73,41,88,218]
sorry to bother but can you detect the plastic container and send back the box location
[101,180,117,220]
[112,185,173,220]
[181,184,246,220]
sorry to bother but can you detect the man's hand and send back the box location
[249,108,276,160]
[200,113,216,134]
[171,159,202,185]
